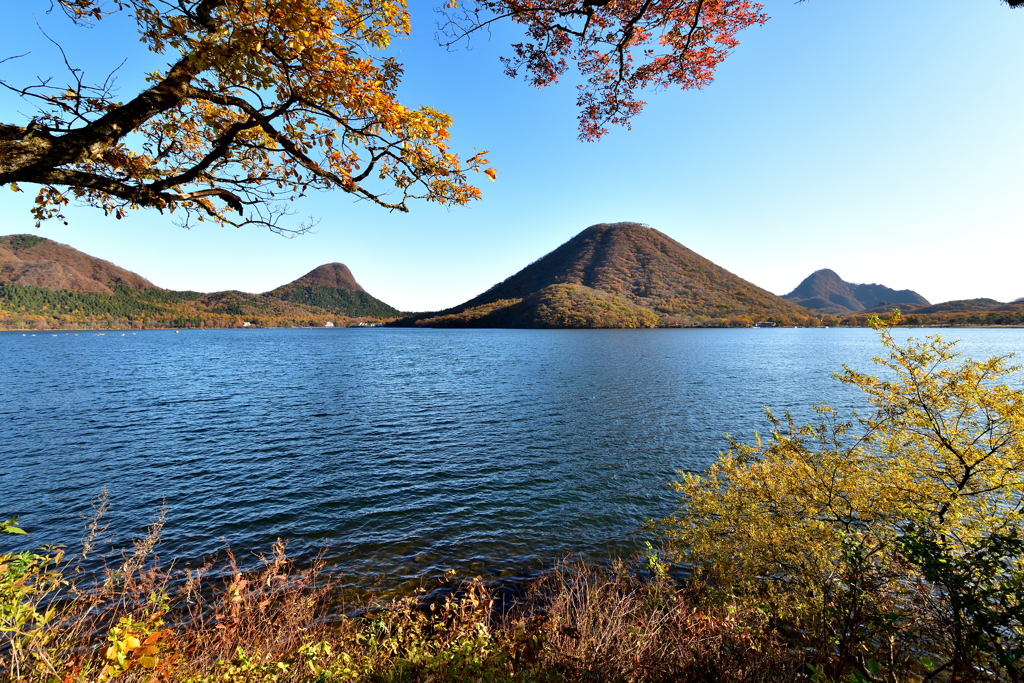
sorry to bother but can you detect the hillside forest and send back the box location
[0,284,399,330]
[3,229,1024,330]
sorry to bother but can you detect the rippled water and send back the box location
[3,327,1022,594]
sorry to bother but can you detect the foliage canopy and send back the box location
[0,0,776,231]
[1,0,495,233]
[658,313,1024,680]
[1,1,1019,232]
[437,0,767,141]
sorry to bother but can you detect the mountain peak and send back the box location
[784,269,928,315]
[413,221,814,328]
[266,262,399,318]
[810,268,843,280]
[287,263,365,292]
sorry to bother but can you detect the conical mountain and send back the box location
[784,269,929,315]
[0,234,154,293]
[267,263,400,318]
[280,263,364,291]
[411,222,816,328]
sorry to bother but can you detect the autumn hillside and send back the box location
[0,234,154,293]
[406,222,819,328]
[267,263,400,318]
[784,268,929,315]
[782,269,1024,326]
[0,236,400,330]
[274,262,365,291]
[864,298,1024,315]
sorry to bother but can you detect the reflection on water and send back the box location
[3,327,1022,594]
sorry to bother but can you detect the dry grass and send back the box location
[516,561,794,682]
[2,508,797,683]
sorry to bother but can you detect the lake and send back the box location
[3,327,1022,596]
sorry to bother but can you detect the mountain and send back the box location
[406,222,816,328]
[266,263,400,318]
[783,269,929,315]
[275,262,364,291]
[863,298,1024,315]
[0,234,154,293]
[0,236,399,329]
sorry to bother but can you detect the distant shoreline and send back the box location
[5,324,1024,333]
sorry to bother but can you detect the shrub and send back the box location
[657,313,1024,680]
[2,512,790,683]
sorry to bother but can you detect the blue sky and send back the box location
[1,0,1021,311]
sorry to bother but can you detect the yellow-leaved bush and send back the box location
[657,312,1024,680]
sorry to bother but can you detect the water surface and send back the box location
[3,327,1022,593]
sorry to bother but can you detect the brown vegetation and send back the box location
[406,222,820,329]
[840,304,1024,328]
[1,511,791,683]
[268,264,366,294]
[0,236,400,329]
[783,269,929,316]
[413,284,660,329]
[0,235,154,294]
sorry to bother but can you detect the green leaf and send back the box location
[1,518,27,534]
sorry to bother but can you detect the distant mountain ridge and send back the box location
[7,231,1019,331]
[407,222,816,328]
[0,234,155,293]
[784,269,929,315]
[863,298,1024,316]
[0,235,400,327]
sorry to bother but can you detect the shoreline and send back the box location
[4,324,1024,332]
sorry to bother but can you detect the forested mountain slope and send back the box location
[0,237,399,328]
[784,269,929,315]
[407,222,817,328]
[266,263,400,318]
[0,234,154,293]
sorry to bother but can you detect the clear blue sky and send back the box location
[1,0,1021,311]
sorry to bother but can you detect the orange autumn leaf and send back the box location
[0,0,492,234]
[439,0,767,141]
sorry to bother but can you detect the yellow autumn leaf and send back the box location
[4,0,490,231]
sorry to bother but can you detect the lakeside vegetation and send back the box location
[273,287,401,320]
[657,315,1024,681]
[0,284,396,330]
[3,316,1022,682]
[409,284,662,329]
[844,310,1024,328]
[1,517,790,683]
[5,279,1022,331]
